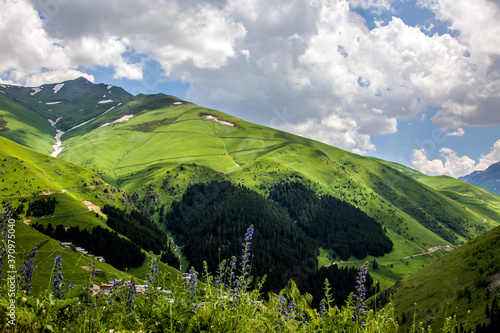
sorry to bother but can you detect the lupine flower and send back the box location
[352,263,368,324]
[52,255,65,299]
[88,258,97,306]
[145,255,159,301]
[0,206,12,281]
[274,296,298,331]
[18,248,37,295]
[319,300,326,319]
[186,267,199,307]
[126,278,137,314]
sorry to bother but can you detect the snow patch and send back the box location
[99,114,134,128]
[0,85,6,88]
[30,87,42,95]
[173,102,183,105]
[113,114,134,123]
[53,83,64,94]
[203,115,236,127]
[48,117,62,127]
[106,85,112,90]
[50,129,65,157]
[46,101,62,105]
[103,94,106,98]
[97,99,113,104]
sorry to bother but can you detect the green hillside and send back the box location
[376,159,500,230]
[0,136,180,294]
[372,225,500,331]
[1,78,499,291]
[0,93,55,154]
[0,77,132,131]
[58,99,498,259]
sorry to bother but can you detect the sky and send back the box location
[1,0,500,178]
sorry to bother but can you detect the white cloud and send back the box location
[1,0,499,155]
[418,0,500,129]
[446,128,465,137]
[411,139,500,177]
[476,139,500,170]
[411,147,477,177]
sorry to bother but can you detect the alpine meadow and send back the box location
[0,77,499,332]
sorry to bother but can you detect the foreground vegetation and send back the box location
[1,207,481,332]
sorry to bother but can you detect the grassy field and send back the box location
[373,224,500,331]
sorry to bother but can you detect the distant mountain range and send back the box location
[460,161,500,196]
[1,77,500,294]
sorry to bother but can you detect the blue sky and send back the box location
[1,0,499,177]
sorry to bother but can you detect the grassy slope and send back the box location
[57,100,500,288]
[377,159,500,234]
[2,80,499,290]
[0,94,54,154]
[0,136,179,293]
[373,225,500,331]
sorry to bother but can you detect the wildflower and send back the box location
[0,206,13,281]
[145,255,159,301]
[18,248,37,295]
[52,255,65,299]
[352,263,368,324]
[126,278,137,314]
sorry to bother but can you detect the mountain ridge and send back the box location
[459,161,500,196]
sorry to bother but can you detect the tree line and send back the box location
[33,223,145,270]
[102,205,180,268]
[269,180,393,260]
[163,181,319,292]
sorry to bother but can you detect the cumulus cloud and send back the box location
[446,128,465,137]
[411,139,500,177]
[418,0,500,129]
[0,0,499,154]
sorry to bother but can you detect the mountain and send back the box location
[459,161,500,196]
[0,77,132,155]
[372,224,500,332]
[1,78,500,291]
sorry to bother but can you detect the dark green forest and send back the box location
[269,181,393,259]
[164,181,319,292]
[33,223,145,269]
[102,205,180,268]
[163,181,378,304]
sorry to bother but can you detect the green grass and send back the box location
[372,225,500,330]
[12,221,134,295]
[0,94,55,154]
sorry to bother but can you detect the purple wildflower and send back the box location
[51,255,65,299]
[0,206,13,281]
[352,263,368,324]
[126,278,137,314]
[18,248,37,295]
